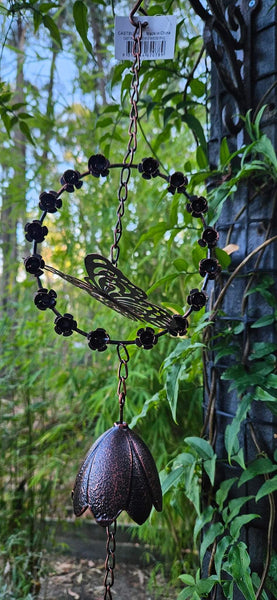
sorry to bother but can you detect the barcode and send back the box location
[126,40,167,57]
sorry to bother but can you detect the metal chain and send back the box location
[104,520,117,599]
[110,20,144,267]
[117,343,129,423]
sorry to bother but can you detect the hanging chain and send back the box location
[110,20,145,267]
[117,343,129,423]
[104,520,117,599]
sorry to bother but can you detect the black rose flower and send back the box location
[135,327,157,349]
[167,315,189,337]
[138,157,160,180]
[25,220,48,243]
[34,288,57,311]
[39,191,62,213]
[54,313,77,336]
[168,171,188,195]
[198,227,219,248]
[199,258,222,280]
[72,422,162,526]
[187,288,207,311]
[186,195,208,217]
[24,254,45,276]
[88,154,110,177]
[60,169,83,192]
[87,328,110,352]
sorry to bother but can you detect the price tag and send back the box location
[114,15,177,61]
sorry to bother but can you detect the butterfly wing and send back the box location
[84,254,172,328]
[45,254,173,328]
[44,262,137,320]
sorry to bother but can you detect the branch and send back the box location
[210,235,277,319]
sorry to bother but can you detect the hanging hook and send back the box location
[129,0,148,27]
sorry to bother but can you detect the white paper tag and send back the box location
[114,15,177,61]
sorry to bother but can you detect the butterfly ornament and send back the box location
[44,253,173,329]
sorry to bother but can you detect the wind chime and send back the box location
[24,2,221,597]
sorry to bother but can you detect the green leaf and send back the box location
[17,112,33,120]
[129,392,162,428]
[161,465,184,495]
[182,113,207,152]
[173,258,188,272]
[147,272,180,296]
[224,395,252,461]
[233,446,246,469]
[239,457,277,486]
[200,522,224,564]
[179,574,195,586]
[253,386,277,402]
[214,346,239,364]
[227,543,256,600]
[19,121,35,145]
[256,475,277,501]
[184,436,215,460]
[196,576,219,595]
[96,117,113,128]
[136,221,168,249]
[219,137,231,165]
[215,477,237,509]
[166,362,185,422]
[33,10,43,32]
[73,0,93,55]
[204,454,216,485]
[224,495,255,524]
[42,14,62,48]
[248,342,277,359]
[215,247,232,268]
[251,314,275,328]
[39,2,60,13]
[192,245,206,270]
[253,105,267,138]
[194,506,214,541]
[164,106,175,127]
[230,513,260,539]
[196,145,208,169]
[214,535,232,577]
[189,78,205,97]
[1,111,12,134]
[177,587,197,599]
[254,134,277,170]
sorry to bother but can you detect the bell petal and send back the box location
[72,429,112,516]
[126,428,162,524]
[88,425,132,525]
[126,446,154,525]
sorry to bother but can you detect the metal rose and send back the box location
[88,154,110,178]
[72,422,162,527]
[138,157,160,179]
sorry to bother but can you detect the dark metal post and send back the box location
[189,1,277,597]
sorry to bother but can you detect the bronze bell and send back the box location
[72,422,162,526]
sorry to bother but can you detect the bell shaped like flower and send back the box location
[72,422,162,527]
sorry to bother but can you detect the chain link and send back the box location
[104,520,117,599]
[110,21,143,266]
[104,15,142,600]
[116,343,129,423]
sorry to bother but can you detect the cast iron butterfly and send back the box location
[45,253,172,328]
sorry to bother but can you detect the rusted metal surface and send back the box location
[72,422,162,527]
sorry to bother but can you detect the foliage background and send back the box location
[0,1,277,599]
